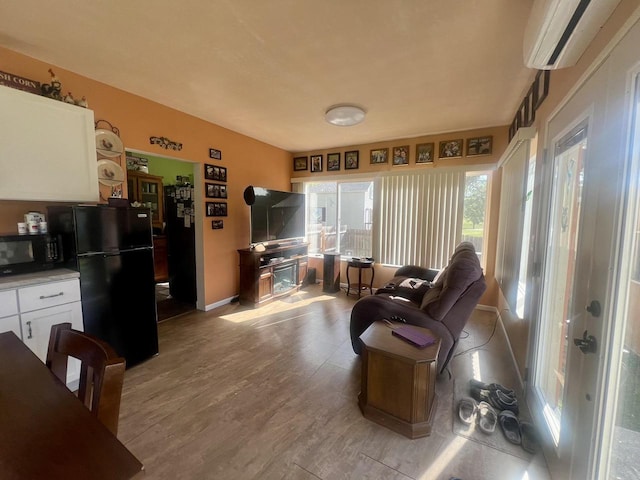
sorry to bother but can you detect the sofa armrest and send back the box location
[394,265,440,282]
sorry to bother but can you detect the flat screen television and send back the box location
[250,187,305,245]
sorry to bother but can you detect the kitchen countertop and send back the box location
[0,269,80,290]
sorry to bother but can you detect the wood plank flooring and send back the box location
[118,285,552,480]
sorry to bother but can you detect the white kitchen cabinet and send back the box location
[20,302,83,358]
[0,85,99,202]
[17,278,84,388]
[0,272,84,389]
[0,315,21,337]
[0,289,20,336]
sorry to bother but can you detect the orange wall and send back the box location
[0,47,292,307]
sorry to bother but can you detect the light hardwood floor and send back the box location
[118,285,551,480]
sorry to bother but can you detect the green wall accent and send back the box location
[126,151,194,185]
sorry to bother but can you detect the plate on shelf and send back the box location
[97,159,125,186]
[95,129,124,157]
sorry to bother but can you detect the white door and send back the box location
[529,19,640,480]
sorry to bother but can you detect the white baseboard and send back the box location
[204,296,235,311]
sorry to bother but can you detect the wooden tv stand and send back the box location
[238,243,309,307]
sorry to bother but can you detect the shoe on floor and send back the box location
[470,386,519,415]
[520,421,540,453]
[477,401,497,434]
[458,397,478,424]
[498,410,522,445]
[469,378,515,397]
[489,389,519,416]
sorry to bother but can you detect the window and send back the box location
[495,131,537,316]
[299,168,488,267]
[304,180,373,258]
[463,173,489,266]
[374,169,469,268]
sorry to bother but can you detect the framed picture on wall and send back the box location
[392,145,409,165]
[293,156,308,171]
[212,220,224,229]
[466,136,493,156]
[370,148,388,164]
[206,202,228,217]
[205,183,227,199]
[310,154,323,172]
[534,69,550,111]
[415,143,434,164]
[439,139,463,158]
[345,150,359,170]
[327,153,340,171]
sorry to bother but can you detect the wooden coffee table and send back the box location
[358,321,441,439]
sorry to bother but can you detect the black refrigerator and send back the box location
[48,205,159,367]
[165,185,197,304]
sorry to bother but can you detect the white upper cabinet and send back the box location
[0,85,99,202]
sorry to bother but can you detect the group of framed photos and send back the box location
[294,151,361,173]
[295,136,493,172]
[205,158,227,229]
[509,69,550,141]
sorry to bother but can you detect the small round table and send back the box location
[346,259,375,298]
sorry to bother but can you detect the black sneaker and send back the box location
[469,379,516,398]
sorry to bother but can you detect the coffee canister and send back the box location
[17,222,27,235]
[27,221,39,234]
[39,221,48,234]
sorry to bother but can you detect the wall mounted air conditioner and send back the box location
[523,0,622,69]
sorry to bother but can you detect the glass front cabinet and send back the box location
[127,171,164,229]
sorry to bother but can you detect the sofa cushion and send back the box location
[420,247,482,321]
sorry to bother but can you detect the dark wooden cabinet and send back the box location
[127,171,164,230]
[238,243,309,307]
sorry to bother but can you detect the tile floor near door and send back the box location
[118,285,551,480]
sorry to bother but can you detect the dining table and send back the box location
[0,331,144,479]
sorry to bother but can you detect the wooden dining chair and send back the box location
[46,322,126,436]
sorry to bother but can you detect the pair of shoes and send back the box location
[470,386,519,416]
[498,410,521,444]
[477,401,497,434]
[498,411,540,453]
[469,379,515,397]
[458,397,477,424]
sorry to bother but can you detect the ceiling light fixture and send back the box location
[324,104,366,126]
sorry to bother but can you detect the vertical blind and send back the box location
[373,170,465,268]
[495,141,528,312]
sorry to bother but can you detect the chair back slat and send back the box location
[46,323,126,435]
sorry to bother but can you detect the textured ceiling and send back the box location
[0,0,535,152]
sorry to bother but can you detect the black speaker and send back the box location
[243,186,255,206]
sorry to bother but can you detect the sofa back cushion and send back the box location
[420,244,482,321]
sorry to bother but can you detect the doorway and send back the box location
[125,150,198,321]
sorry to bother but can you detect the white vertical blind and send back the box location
[496,141,528,311]
[374,170,465,267]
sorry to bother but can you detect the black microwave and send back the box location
[0,233,63,277]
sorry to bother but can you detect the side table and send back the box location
[346,259,374,298]
[358,321,441,439]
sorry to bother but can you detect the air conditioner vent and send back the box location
[524,0,621,70]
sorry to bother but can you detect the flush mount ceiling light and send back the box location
[324,104,366,126]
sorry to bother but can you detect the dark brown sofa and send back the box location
[350,242,486,373]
